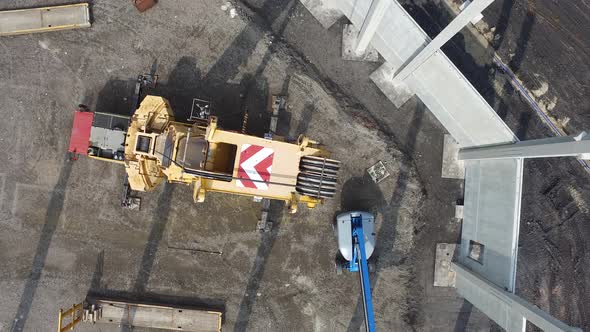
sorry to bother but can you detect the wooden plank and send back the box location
[0,3,90,36]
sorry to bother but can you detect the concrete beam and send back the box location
[298,0,343,29]
[88,299,222,332]
[392,0,494,83]
[441,134,465,179]
[434,243,458,287]
[342,0,390,61]
[355,0,391,54]
[342,24,379,61]
[459,132,590,160]
[453,263,582,332]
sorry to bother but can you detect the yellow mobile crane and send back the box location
[124,95,339,212]
[62,74,340,331]
[68,74,340,213]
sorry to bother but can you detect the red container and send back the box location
[134,0,156,12]
[68,111,93,155]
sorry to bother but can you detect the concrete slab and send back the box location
[341,24,379,62]
[458,1,484,24]
[298,0,342,29]
[93,299,222,331]
[441,134,465,179]
[459,158,523,291]
[433,243,458,287]
[455,203,464,220]
[370,63,414,108]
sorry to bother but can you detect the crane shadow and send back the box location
[94,57,268,134]
[120,182,174,332]
[10,157,73,332]
[233,200,284,332]
[78,182,225,331]
[86,249,225,327]
[131,183,175,295]
[345,108,424,331]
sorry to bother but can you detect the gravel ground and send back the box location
[0,1,428,331]
[2,0,585,331]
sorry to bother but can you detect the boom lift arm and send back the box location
[336,211,377,332]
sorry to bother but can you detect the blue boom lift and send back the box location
[335,211,377,332]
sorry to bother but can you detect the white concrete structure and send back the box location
[459,132,590,160]
[454,263,582,332]
[342,0,391,61]
[392,0,493,82]
[299,0,582,330]
[441,134,465,179]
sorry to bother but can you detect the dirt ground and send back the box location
[238,0,590,331]
[0,0,587,332]
[0,1,430,331]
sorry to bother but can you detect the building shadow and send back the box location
[453,299,473,332]
[84,227,226,330]
[233,200,284,332]
[131,183,175,294]
[404,0,536,139]
[491,0,516,50]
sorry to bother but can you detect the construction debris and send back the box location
[133,0,156,12]
[0,3,91,36]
